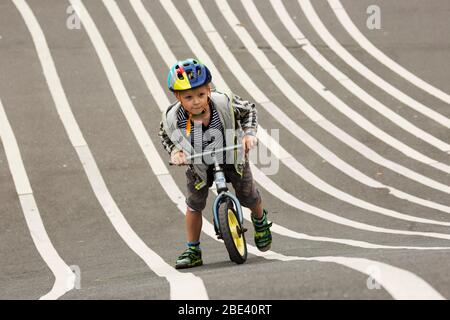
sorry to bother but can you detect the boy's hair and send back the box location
[168,58,212,92]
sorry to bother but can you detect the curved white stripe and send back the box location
[250,207,450,250]
[19,0,207,300]
[267,0,450,213]
[258,128,450,215]
[185,0,450,221]
[217,0,450,174]
[214,0,450,224]
[163,169,446,300]
[265,0,449,153]
[299,0,450,129]
[131,0,450,226]
[330,0,450,107]
[262,127,450,226]
[69,0,209,300]
[210,189,450,250]
[0,98,75,300]
[187,0,450,195]
[114,3,445,299]
[260,251,444,300]
[238,0,450,163]
[143,0,450,214]
[250,163,450,240]
[135,0,450,238]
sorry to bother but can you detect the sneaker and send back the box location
[175,246,203,269]
[251,209,273,252]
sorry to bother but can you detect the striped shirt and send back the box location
[177,103,224,153]
[159,92,258,157]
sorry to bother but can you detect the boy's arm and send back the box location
[232,94,258,136]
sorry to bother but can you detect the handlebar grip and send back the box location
[169,162,187,166]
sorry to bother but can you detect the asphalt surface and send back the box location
[1,0,450,300]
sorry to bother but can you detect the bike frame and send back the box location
[182,144,245,233]
[212,191,244,233]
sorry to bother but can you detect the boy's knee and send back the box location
[186,204,203,214]
[186,194,208,213]
[237,188,261,208]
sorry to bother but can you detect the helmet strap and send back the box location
[186,109,206,137]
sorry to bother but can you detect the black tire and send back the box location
[218,199,247,264]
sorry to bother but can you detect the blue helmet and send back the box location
[167,58,212,92]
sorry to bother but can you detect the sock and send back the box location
[252,210,271,232]
[187,241,200,250]
[253,217,265,227]
[252,211,267,225]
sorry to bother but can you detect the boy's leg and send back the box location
[186,207,203,243]
[175,208,204,269]
[225,163,262,216]
[184,167,210,243]
[225,163,272,252]
[176,168,209,269]
[248,200,263,220]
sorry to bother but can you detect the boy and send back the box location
[159,58,272,269]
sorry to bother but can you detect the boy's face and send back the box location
[175,85,211,116]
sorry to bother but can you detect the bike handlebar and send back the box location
[169,144,243,166]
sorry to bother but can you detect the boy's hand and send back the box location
[242,135,258,154]
[171,150,188,166]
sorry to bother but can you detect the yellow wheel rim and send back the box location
[227,209,245,256]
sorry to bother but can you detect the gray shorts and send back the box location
[185,162,261,212]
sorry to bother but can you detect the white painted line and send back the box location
[330,0,450,106]
[165,174,447,300]
[117,0,445,299]
[259,211,450,250]
[299,0,450,129]
[209,187,450,250]
[131,0,450,225]
[155,0,450,215]
[250,163,450,241]
[266,0,450,153]
[267,130,450,226]
[212,0,450,224]
[130,1,175,72]
[149,1,450,230]
[16,0,207,300]
[256,249,444,300]
[69,0,208,300]
[185,0,450,195]
[0,98,75,300]
[257,128,450,215]
[219,188,445,299]
[160,163,446,299]
[76,146,206,299]
[219,0,450,174]
[185,1,450,216]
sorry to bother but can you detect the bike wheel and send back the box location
[218,199,247,264]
